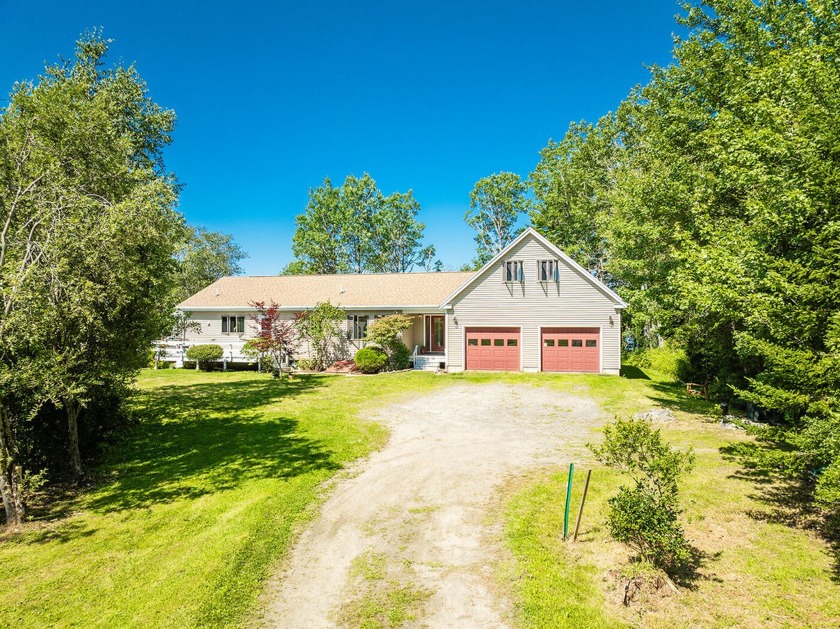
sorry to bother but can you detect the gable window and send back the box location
[348,314,368,340]
[221,315,246,334]
[503,260,524,283]
[538,259,559,282]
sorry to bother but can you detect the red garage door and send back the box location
[542,328,600,373]
[465,327,520,371]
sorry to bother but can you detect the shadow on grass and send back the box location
[720,440,840,583]
[77,375,338,514]
[670,546,723,590]
[620,365,650,380]
[646,379,718,417]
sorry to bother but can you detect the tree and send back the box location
[0,32,182,519]
[529,120,617,281]
[287,174,435,274]
[590,418,695,571]
[174,226,248,302]
[465,172,530,265]
[244,301,299,378]
[289,178,348,275]
[370,190,431,273]
[294,301,346,370]
[527,0,840,513]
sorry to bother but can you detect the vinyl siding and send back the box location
[445,237,622,373]
[181,310,426,361]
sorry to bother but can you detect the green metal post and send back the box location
[563,462,575,540]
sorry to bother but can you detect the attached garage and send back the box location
[465,327,520,371]
[541,327,600,373]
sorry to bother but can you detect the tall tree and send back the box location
[0,32,182,518]
[371,190,431,272]
[465,172,530,265]
[529,120,617,281]
[529,0,840,513]
[174,226,248,302]
[288,173,434,274]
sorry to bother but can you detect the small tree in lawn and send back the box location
[295,301,346,370]
[244,301,299,378]
[364,314,413,370]
[589,417,695,573]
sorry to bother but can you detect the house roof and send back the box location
[178,271,475,310]
[439,227,628,308]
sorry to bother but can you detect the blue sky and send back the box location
[0,1,682,274]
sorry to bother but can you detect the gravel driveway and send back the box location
[261,381,603,628]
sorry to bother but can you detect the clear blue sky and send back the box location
[0,1,682,274]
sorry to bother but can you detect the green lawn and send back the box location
[1,368,837,628]
[497,369,840,629]
[0,369,443,628]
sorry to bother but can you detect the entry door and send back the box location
[429,316,445,352]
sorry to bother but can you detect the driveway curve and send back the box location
[261,381,603,628]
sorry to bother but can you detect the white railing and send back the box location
[151,340,250,368]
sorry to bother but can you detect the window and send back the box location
[348,315,368,340]
[480,339,491,346]
[507,339,518,346]
[572,339,583,347]
[586,339,597,348]
[538,259,559,282]
[468,338,478,346]
[558,339,569,347]
[222,315,245,334]
[503,260,524,283]
[494,338,504,346]
[544,339,555,347]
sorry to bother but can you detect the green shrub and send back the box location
[354,347,387,374]
[185,344,224,371]
[364,314,412,371]
[295,358,319,371]
[624,342,689,381]
[590,417,694,572]
[388,341,411,370]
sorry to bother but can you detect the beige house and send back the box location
[170,229,627,373]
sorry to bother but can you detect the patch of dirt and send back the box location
[260,382,603,628]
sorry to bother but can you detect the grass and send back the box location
[497,368,840,628]
[0,369,444,628]
[3,367,837,627]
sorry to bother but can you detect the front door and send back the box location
[429,315,445,352]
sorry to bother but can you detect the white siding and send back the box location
[446,237,622,374]
[179,309,415,362]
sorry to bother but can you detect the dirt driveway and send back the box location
[261,381,603,628]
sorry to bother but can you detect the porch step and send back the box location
[413,355,446,371]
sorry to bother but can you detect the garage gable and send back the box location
[440,228,627,309]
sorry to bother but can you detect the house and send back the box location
[167,228,627,373]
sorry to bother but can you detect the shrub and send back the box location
[354,347,387,374]
[295,358,318,371]
[185,344,224,371]
[389,341,411,370]
[589,417,694,571]
[624,341,689,381]
[364,314,412,371]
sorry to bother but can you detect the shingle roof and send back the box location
[177,271,475,310]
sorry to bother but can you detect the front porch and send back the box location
[406,313,447,371]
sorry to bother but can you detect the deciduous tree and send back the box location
[465,172,530,265]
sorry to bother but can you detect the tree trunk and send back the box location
[65,400,84,481]
[0,404,22,526]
